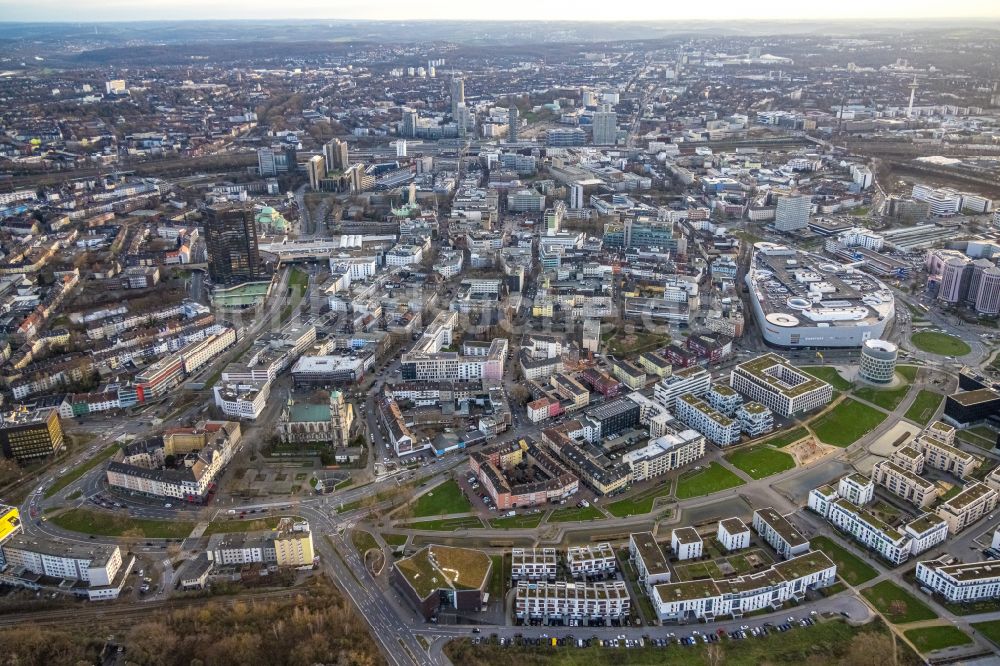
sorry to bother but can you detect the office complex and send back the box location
[730,353,833,417]
[592,104,617,145]
[392,545,492,620]
[204,205,265,285]
[0,406,64,462]
[859,339,898,383]
[774,194,811,232]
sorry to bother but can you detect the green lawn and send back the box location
[44,443,120,498]
[398,516,484,531]
[49,508,194,539]
[411,480,472,517]
[897,365,919,382]
[547,505,604,523]
[862,581,937,624]
[910,331,972,356]
[811,536,878,585]
[810,399,887,447]
[724,445,795,480]
[488,513,543,529]
[350,529,380,557]
[971,619,1000,646]
[202,515,296,536]
[763,426,809,448]
[382,533,408,547]
[675,462,745,500]
[605,482,672,517]
[903,626,973,653]
[956,429,996,450]
[853,384,911,411]
[802,366,853,391]
[904,390,943,425]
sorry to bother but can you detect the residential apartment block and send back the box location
[872,460,938,508]
[629,532,671,589]
[621,427,706,482]
[651,551,836,622]
[566,543,616,578]
[753,507,809,559]
[718,518,751,552]
[936,482,998,534]
[671,527,704,560]
[515,581,630,623]
[511,548,558,581]
[914,430,982,479]
[675,393,741,446]
[652,365,711,410]
[916,557,1000,603]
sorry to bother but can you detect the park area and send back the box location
[724,445,795,480]
[675,462,744,499]
[811,536,877,585]
[802,366,853,391]
[861,581,936,624]
[910,331,972,357]
[903,626,973,653]
[904,390,943,425]
[49,508,194,539]
[410,479,472,517]
[810,399,887,447]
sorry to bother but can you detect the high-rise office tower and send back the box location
[938,256,971,304]
[774,194,811,232]
[975,266,1000,315]
[450,77,465,117]
[204,205,264,285]
[508,106,519,142]
[306,154,325,191]
[402,109,418,138]
[323,138,349,171]
[592,104,618,145]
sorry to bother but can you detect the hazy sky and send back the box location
[1,0,998,22]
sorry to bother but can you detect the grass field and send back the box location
[50,508,194,539]
[411,479,472,517]
[44,443,120,498]
[724,445,795,480]
[605,482,672,517]
[811,536,878,585]
[956,429,996,450]
[903,626,973,653]
[350,529,380,557]
[382,533,408,547]
[489,513,543,529]
[853,384,911,411]
[675,462,745,500]
[445,619,916,666]
[904,390,943,425]
[202,515,298,536]
[862,581,937,624]
[910,331,972,356]
[763,426,809,448]
[971,619,1000,646]
[547,505,604,523]
[897,365,919,382]
[802,366,853,391]
[399,516,484,531]
[810,399,887,447]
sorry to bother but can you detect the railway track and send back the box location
[0,588,303,628]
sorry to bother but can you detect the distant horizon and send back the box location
[0,0,998,24]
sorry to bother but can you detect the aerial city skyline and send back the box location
[0,14,998,666]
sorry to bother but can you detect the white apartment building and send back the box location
[735,402,774,437]
[837,473,875,507]
[515,581,630,622]
[629,532,671,589]
[671,527,704,561]
[891,445,925,474]
[872,460,938,508]
[717,518,751,552]
[653,366,711,410]
[511,548,558,581]
[651,551,836,623]
[937,482,998,534]
[826,498,911,564]
[213,379,271,421]
[1,537,129,600]
[621,428,705,482]
[730,354,833,417]
[566,543,617,578]
[752,508,809,559]
[916,558,1000,603]
[914,432,981,479]
[675,394,742,446]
